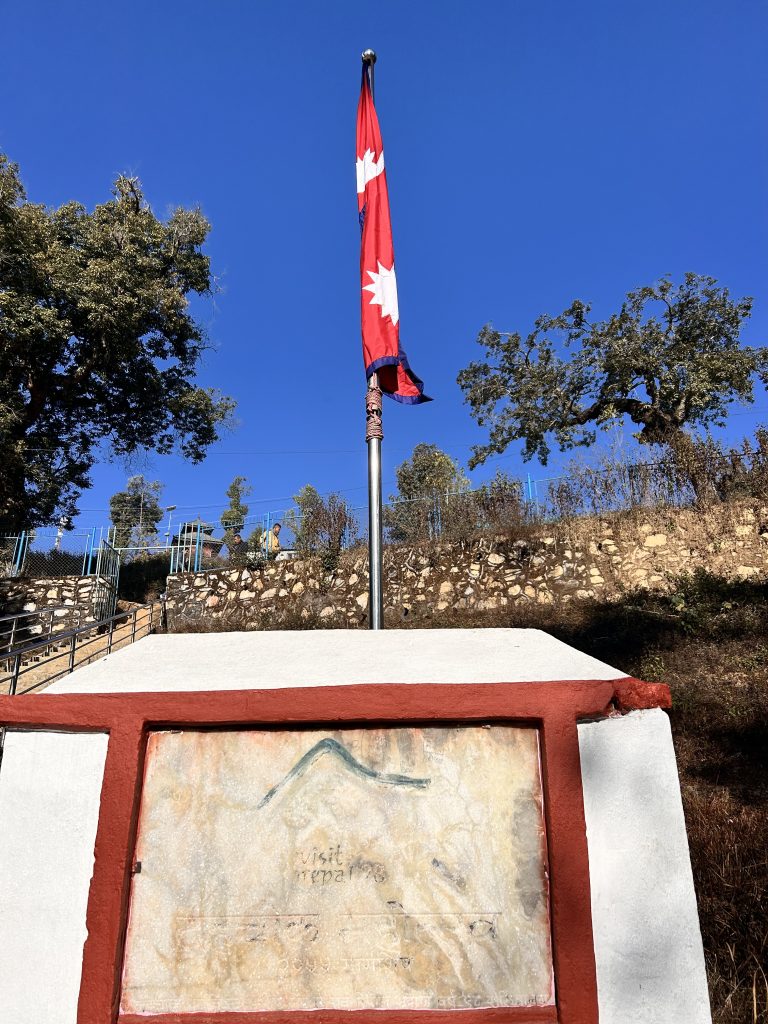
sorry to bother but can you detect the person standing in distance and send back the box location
[264,522,281,558]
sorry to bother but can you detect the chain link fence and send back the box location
[0,527,111,579]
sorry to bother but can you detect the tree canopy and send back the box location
[389,443,469,501]
[384,443,469,542]
[458,274,767,467]
[109,475,164,551]
[0,154,234,530]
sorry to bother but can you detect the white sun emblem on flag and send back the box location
[363,261,399,325]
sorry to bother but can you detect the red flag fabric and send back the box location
[356,68,430,404]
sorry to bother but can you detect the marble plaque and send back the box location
[121,725,553,1013]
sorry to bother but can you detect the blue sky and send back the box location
[2,0,767,541]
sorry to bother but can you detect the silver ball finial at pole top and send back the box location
[361,49,377,64]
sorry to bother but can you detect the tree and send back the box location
[220,475,252,550]
[458,274,767,467]
[474,470,526,533]
[287,484,358,571]
[384,443,469,542]
[287,484,324,555]
[0,154,234,530]
[109,476,164,551]
[390,443,469,500]
[662,426,768,505]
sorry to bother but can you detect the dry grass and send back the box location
[684,790,767,1021]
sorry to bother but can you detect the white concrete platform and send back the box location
[49,628,626,693]
[2,628,711,1023]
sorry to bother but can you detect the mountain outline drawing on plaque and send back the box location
[257,737,431,809]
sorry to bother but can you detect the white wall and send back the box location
[578,709,712,1024]
[0,730,108,1024]
[49,628,625,693]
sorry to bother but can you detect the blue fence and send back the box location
[0,528,114,578]
[5,444,738,581]
[0,479,598,581]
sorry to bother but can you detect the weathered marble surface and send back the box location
[121,725,553,1013]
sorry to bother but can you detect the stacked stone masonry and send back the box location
[0,576,100,645]
[165,502,768,630]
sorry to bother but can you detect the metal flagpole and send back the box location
[362,48,384,630]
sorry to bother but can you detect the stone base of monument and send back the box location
[0,629,712,1024]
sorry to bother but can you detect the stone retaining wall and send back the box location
[0,576,101,643]
[165,502,768,629]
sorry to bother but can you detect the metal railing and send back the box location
[1,602,159,696]
[170,521,205,573]
[91,537,120,620]
[0,605,88,655]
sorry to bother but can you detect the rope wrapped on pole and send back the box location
[365,378,383,441]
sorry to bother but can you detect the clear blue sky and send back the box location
[2,0,767,539]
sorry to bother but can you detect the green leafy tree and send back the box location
[0,154,234,530]
[384,443,469,542]
[220,475,252,550]
[458,274,767,467]
[390,443,469,499]
[109,476,164,551]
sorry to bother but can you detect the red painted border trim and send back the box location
[613,677,671,712]
[119,1009,557,1024]
[0,678,669,1024]
[82,719,146,1024]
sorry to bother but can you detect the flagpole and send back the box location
[362,47,384,631]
